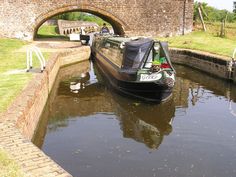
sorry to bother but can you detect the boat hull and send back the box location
[92,49,173,102]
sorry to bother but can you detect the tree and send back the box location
[194,1,236,23]
[234,1,236,13]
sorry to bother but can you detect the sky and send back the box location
[196,0,234,12]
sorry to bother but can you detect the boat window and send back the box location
[123,38,153,69]
[143,49,153,68]
[154,42,160,52]
[99,40,123,67]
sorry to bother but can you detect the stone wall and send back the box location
[170,48,233,80]
[43,19,58,26]
[57,20,99,35]
[0,0,194,40]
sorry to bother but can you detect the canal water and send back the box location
[33,60,236,177]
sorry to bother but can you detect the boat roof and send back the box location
[106,36,153,43]
[125,38,153,47]
[107,37,132,44]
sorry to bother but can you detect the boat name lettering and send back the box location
[140,73,162,82]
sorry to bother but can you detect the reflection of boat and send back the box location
[56,68,175,149]
[33,62,175,149]
[92,35,176,102]
[113,95,175,149]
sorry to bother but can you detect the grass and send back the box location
[0,38,33,113]
[159,22,236,57]
[0,149,24,177]
[36,25,69,39]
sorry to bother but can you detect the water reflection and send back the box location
[114,96,175,149]
[33,61,236,177]
[33,62,236,148]
[34,61,175,149]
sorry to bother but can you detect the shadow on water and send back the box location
[33,60,236,177]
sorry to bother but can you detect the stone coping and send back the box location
[169,47,235,81]
[0,45,91,177]
[170,47,231,62]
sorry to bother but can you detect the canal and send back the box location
[33,60,236,177]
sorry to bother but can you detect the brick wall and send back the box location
[0,0,193,40]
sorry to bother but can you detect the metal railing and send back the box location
[26,46,46,72]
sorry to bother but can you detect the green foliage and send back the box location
[0,39,33,113]
[194,1,236,22]
[37,25,68,39]
[234,2,236,13]
[57,12,82,21]
[56,12,108,26]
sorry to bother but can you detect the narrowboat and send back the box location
[91,35,176,102]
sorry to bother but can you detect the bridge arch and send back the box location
[33,5,129,39]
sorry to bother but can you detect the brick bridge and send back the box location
[0,0,193,40]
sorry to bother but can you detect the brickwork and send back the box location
[0,122,71,177]
[0,0,193,40]
[170,48,233,80]
[57,20,99,35]
[0,44,91,176]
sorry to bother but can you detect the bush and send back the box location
[55,12,108,26]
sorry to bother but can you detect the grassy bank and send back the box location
[37,25,68,39]
[160,22,236,57]
[0,149,23,177]
[0,39,33,113]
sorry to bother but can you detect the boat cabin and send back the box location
[93,36,174,73]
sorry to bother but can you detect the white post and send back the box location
[233,48,236,60]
